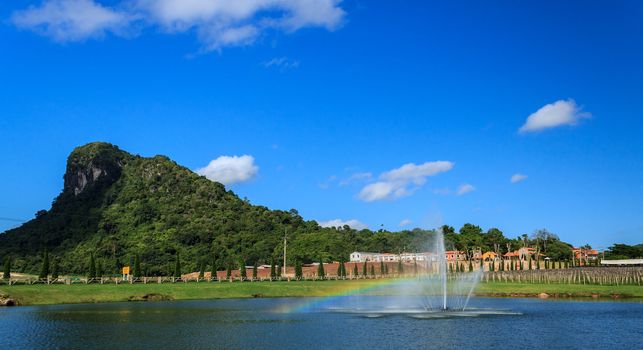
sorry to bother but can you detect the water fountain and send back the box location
[326,228,519,319]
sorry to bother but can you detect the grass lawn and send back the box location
[1,280,641,306]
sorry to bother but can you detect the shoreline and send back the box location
[2,280,641,307]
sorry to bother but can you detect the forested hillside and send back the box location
[0,142,579,275]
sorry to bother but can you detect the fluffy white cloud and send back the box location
[519,99,590,133]
[457,183,475,195]
[12,0,345,50]
[196,155,258,185]
[318,219,368,230]
[358,161,454,202]
[510,173,528,183]
[399,219,412,227]
[11,0,131,42]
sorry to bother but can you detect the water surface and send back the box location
[1,297,641,349]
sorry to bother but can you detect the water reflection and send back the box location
[1,297,641,349]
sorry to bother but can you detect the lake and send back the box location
[1,296,641,349]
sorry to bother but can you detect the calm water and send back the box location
[1,297,641,349]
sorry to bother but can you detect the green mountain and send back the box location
[0,142,582,276]
[0,142,434,275]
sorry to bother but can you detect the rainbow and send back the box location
[272,278,422,314]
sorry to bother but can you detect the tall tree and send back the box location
[239,259,246,280]
[370,264,375,276]
[174,252,181,278]
[295,259,302,279]
[226,261,232,279]
[96,260,104,277]
[210,254,217,281]
[134,254,142,278]
[353,264,358,277]
[270,258,276,279]
[252,261,258,279]
[199,262,205,280]
[380,261,385,275]
[3,256,11,279]
[51,258,59,279]
[88,254,97,280]
[362,261,367,276]
[317,256,325,279]
[38,249,50,279]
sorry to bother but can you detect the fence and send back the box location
[0,267,640,286]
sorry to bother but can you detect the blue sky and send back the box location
[1,0,642,248]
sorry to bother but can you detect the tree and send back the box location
[278,261,283,277]
[96,260,104,278]
[336,261,342,277]
[174,252,182,278]
[295,259,302,279]
[353,264,358,277]
[317,256,325,279]
[210,255,217,280]
[528,256,532,270]
[51,258,59,279]
[253,261,258,280]
[270,258,276,279]
[239,259,246,280]
[134,254,142,278]
[370,264,375,276]
[397,260,404,275]
[490,260,495,272]
[468,259,473,272]
[362,261,368,276]
[199,262,205,280]
[38,249,50,279]
[604,243,643,259]
[380,261,385,275]
[88,254,97,280]
[384,264,389,275]
[531,229,559,253]
[226,261,232,279]
[3,256,11,279]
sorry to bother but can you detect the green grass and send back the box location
[475,282,643,298]
[1,280,641,306]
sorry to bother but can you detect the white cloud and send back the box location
[519,99,591,133]
[399,219,412,227]
[457,183,475,195]
[11,0,131,42]
[12,0,346,50]
[263,57,300,70]
[196,155,258,185]
[318,219,368,230]
[317,175,336,189]
[510,173,528,183]
[358,161,454,202]
[339,172,372,186]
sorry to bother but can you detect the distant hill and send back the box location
[0,142,435,275]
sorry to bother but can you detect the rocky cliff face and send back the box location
[62,142,129,196]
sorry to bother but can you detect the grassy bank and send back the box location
[1,280,641,306]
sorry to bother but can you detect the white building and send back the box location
[349,251,437,263]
